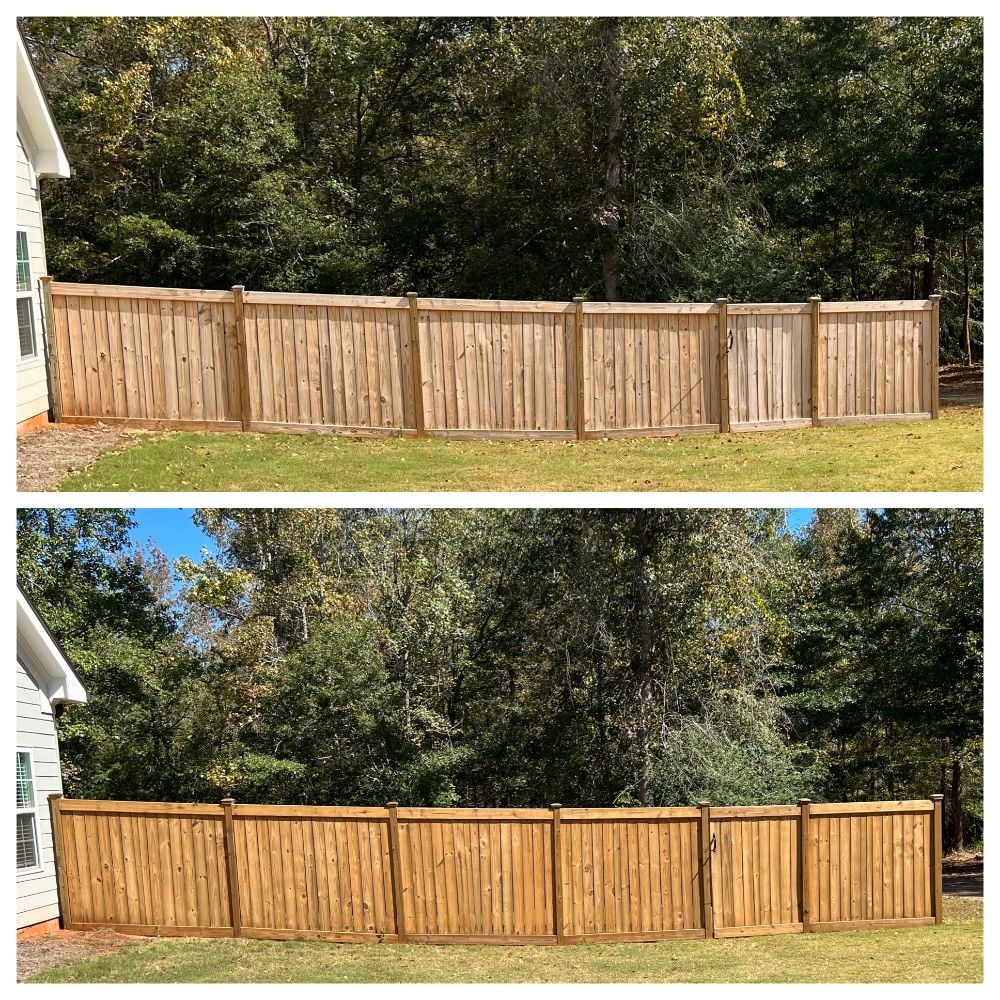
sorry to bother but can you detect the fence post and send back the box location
[698,801,714,938]
[386,802,408,942]
[798,798,812,932]
[931,793,944,923]
[40,276,64,423]
[929,294,941,418]
[809,297,822,426]
[406,293,427,436]
[573,297,586,440]
[47,793,72,927]
[551,803,566,943]
[220,797,243,936]
[230,286,253,431]
[715,299,730,434]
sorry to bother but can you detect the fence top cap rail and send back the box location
[560,807,701,819]
[57,798,223,814]
[50,281,233,303]
[818,299,934,313]
[582,300,718,315]
[232,803,388,818]
[419,297,574,313]
[710,804,801,818]
[808,799,933,815]
[243,290,409,309]
[398,807,553,819]
[725,302,812,315]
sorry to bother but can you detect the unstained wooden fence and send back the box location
[42,280,941,439]
[48,796,943,944]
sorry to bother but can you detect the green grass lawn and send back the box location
[58,405,981,492]
[28,898,982,983]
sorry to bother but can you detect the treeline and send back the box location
[20,16,982,360]
[16,508,982,850]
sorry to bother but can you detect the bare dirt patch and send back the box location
[939,363,983,406]
[17,928,143,982]
[16,423,145,491]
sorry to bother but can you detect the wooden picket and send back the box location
[50,796,943,944]
[46,282,939,439]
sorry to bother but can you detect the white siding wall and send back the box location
[16,658,65,928]
[16,129,53,423]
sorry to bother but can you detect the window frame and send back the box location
[16,229,38,362]
[16,748,43,876]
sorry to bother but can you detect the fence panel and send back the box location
[55,800,232,935]
[49,285,241,427]
[242,292,411,432]
[806,802,935,930]
[817,302,933,422]
[396,808,554,941]
[230,805,396,940]
[417,301,576,436]
[47,283,938,438]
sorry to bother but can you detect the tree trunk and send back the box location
[922,234,936,299]
[962,228,972,365]
[950,756,963,852]
[598,17,623,301]
[632,510,655,806]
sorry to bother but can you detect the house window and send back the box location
[16,750,41,871]
[16,230,37,359]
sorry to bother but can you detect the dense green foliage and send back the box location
[16,507,982,849]
[20,16,982,359]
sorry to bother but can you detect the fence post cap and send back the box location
[714,297,728,304]
[48,791,64,800]
[230,285,245,291]
[930,793,945,800]
[798,798,812,804]
[220,797,236,805]
[550,802,562,810]
[406,291,418,300]
[572,296,585,303]
[386,801,399,808]
[698,800,711,807]
[928,293,942,301]
[808,295,822,302]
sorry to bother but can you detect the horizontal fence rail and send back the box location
[42,280,940,439]
[48,795,943,944]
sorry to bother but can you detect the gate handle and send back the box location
[726,330,734,353]
[710,832,717,853]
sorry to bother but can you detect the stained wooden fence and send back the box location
[42,280,940,439]
[48,796,943,944]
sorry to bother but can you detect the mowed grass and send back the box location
[28,898,982,984]
[57,405,981,493]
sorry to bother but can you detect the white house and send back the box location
[16,587,87,933]
[16,28,71,432]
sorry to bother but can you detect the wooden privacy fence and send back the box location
[48,795,943,944]
[42,280,941,439]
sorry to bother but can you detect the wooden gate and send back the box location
[708,805,803,937]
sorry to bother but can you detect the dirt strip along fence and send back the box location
[48,796,943,945]
[42,280,940,440]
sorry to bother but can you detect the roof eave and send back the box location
[16,28,71,180]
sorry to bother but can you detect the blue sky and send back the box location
[128,508,818,564]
